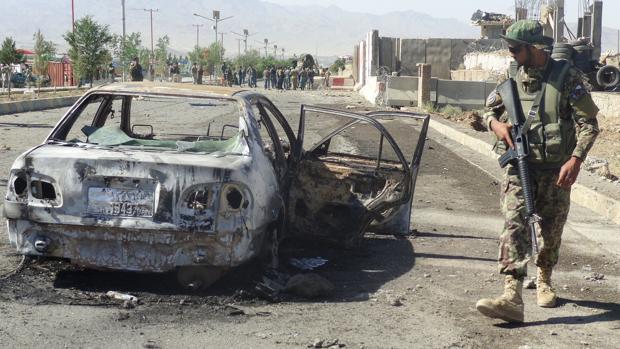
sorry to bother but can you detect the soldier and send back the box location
[129,57,143,82]
[290,67,298,90]
[191,63,198,84]
[476,20,599,323]
[263,68,270,89]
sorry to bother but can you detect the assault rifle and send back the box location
[496,78,541,254]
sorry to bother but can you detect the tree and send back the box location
[0,37,24,98]
[33,30,56,92]
[112,32,143,80]
[154,35,170,79]
[63,16,113,87]
[330,58,346,74]
[232,49,261,71]
[205,42,224,77]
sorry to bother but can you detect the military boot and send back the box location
[536,267,557,308]
[476,275,524,323]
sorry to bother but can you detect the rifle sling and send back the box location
[521,59,555,133]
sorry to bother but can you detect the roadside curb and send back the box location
[0,96,79,116]
[428,118,620,225]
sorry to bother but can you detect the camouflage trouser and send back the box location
[499,165,571,278]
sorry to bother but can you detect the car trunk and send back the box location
[22,145,250,231]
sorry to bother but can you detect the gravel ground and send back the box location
[0,87,617,348]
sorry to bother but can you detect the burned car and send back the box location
[3,82,429,287]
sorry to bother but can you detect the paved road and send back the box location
[0,88,617,348]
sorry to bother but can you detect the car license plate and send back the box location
[87,187,154,217]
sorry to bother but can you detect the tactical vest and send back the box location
[501,59,577,169]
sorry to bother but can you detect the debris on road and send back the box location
[387,295,405,306]
[254,269,289,301]
[106,291,139,305]
[584,273,605,281]
[116,312,130,321]
[309,338,345,348]
[289,257,328,271]
[285,273,334,298]
[525,277,537,289]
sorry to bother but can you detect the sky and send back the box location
[265,0,620,29]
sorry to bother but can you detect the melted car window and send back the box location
[65,96,106,143]
[63,94,245,153]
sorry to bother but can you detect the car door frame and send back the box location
[292,105,430,238]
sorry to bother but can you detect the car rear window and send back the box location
[64,94,247,154]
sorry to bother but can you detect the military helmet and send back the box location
[501,20,554,48]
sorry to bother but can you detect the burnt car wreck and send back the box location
[3,83,429,288]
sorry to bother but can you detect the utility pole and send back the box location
[193,10,233,47]
[71,0,75,32]
[121,0,126,81]
[232,29,256,54]
[258,38,274,57]
[273,44,277,57]
[281,48,285,60]
[192,24,204,47]
[235,38,242,57]
[219,32,227,61]
[143,8,159,57]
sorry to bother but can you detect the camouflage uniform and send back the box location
[484,60,599,278]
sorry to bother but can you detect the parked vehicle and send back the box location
[3,82,430,288]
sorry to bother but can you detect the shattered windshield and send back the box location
[62,94,247,154]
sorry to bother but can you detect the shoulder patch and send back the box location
[570,83,587,101]
[486,90,503,108]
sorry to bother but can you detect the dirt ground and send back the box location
[0,88,618,348]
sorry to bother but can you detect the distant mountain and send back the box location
[0,0,479,57]
[3,1,615,59]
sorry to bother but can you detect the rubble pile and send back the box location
[470,10,513,25]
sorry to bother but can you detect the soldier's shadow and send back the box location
[496,298,620,328]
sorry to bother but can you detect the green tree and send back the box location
[112,32,143,80]
[188,45,207,67]
[205,42,224,77]
[232,49,261,71]
[32,30,56,92]
[63,16,113,87]
[330,58,346,74]
[154,35,170,79]
[0,37,24,98]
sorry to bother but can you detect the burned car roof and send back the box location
[91,81,248,98]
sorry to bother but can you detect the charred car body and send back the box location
[3,82,429,287]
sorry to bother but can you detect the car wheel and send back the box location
[176,266,227,290]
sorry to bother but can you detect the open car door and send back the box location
[288,106,430,244]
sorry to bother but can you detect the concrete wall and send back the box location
[434,80,496,109]
[450,69,495,82]
[366,75,494,110]
[400,39,426,76]
[379,37,400,73]
[0,96,79,115]
[463,51,512,73]
[592,92,620,118]
[425,39,453,79]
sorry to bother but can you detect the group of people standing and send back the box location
[262,66,330,91]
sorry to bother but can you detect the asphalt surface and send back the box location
[0,87,617,348]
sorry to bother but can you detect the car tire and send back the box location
[176,266,227,290]
[596,65,620,89]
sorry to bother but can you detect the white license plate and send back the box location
[87,187,154,217]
